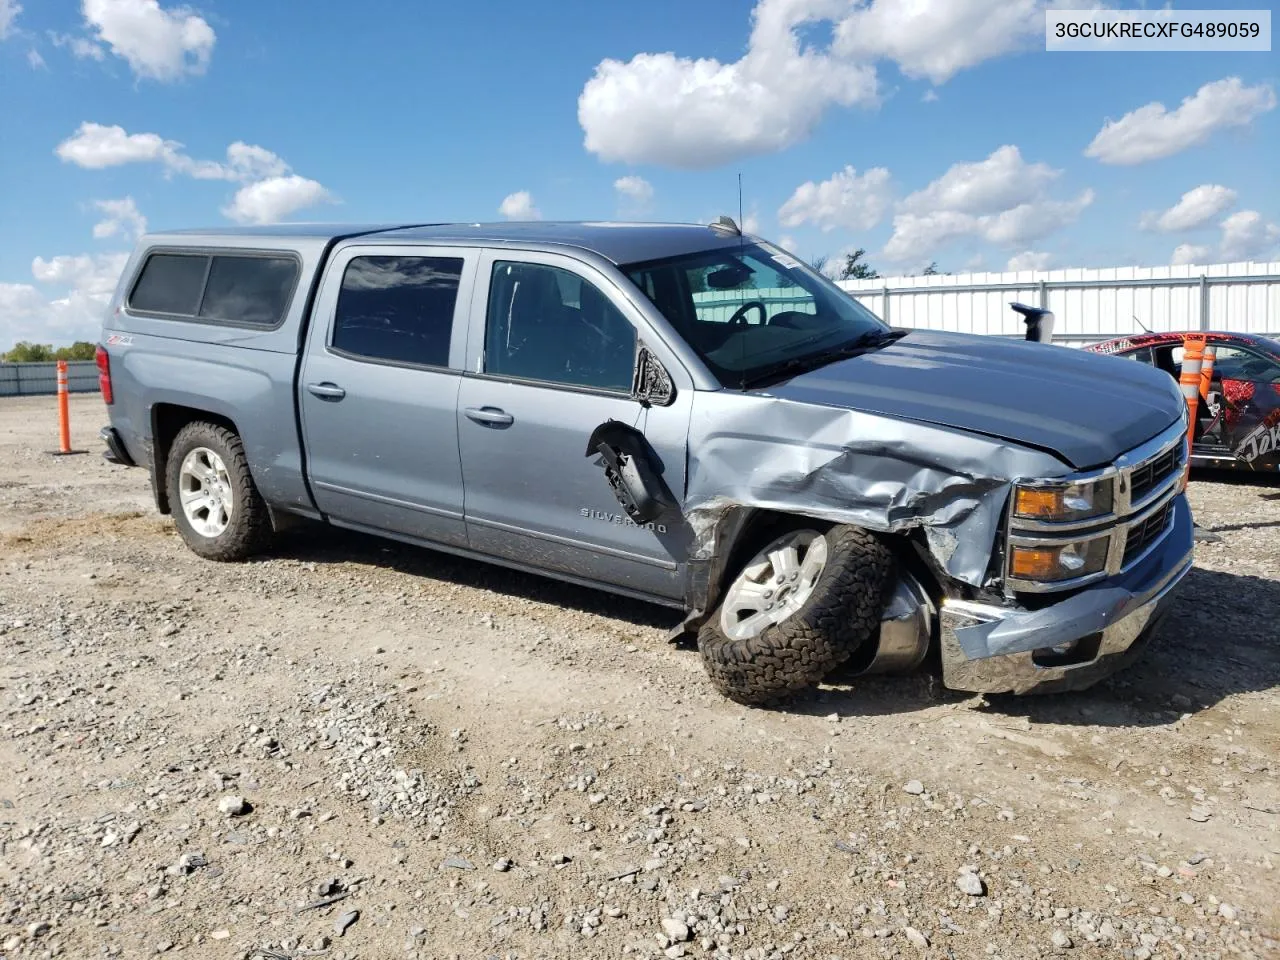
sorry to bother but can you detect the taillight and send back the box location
[95,345,113,405]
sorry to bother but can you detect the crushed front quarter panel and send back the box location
[684,391,1073,588]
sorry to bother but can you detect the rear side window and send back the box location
[332,256,464,368]
[130,254,207,316]
[199,256,298,325]
[128,251,298,327]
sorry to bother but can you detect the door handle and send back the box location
[464,406,514,427]
[307,381,346,401]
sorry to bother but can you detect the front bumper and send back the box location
[940,494,1194,694]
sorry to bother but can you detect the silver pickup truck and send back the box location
[97,219,1194,704]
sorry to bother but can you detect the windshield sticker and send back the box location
[771,253,802,270]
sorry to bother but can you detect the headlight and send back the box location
[1013,479,1113,522]
[1009,537,1110,583]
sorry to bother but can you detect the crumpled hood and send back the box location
[767,329,1183,470]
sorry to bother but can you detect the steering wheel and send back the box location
[728,301,767,326]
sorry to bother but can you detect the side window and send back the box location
[129,251,299,326]
[130,253,208,316]
[1153,345,1181,378]
[484,261,637,392]
[332,256,464,368]
[199,256,298,326]
[1212,345,1280,384]
[1122,347,1154,365]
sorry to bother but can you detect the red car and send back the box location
[1086,331,1280,471]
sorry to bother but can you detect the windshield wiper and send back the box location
[739,328,908,389]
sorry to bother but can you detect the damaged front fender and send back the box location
[682,391,1073,590]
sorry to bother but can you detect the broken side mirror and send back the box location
[1010,302,1056,344]
[632,343,675,407]
[584,421,678,525]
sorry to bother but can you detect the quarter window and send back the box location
[332,256,464,368]
[128,251,299,327]
[484,261,636,391]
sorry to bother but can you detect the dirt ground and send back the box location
[1,395,1277,960]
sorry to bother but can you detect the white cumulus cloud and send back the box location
[1219,211,1280,262]
[56,122,331,224]
[1085,77,1276,165]
[834,0,1049,85]
[222,176,333,225]
[883,145,1092,263]
[614,175,654,213]
[0,253,130,348]
[56,122,177,168]
[170,142,292,182]
[1169,210,1280,265]
[0,0,20,39]
[899,145,1056,216]
[777,165,892,232]
[1141,184,1237,233]
[1170,243,1213,267]
[27,48,45,68]
[51,31,108,59]
[81,0,215,81]
[91,196,148,240]
[578,0,877,168]
[578,0,1064,168]
[499,191,540,221]
[1006,251,1053,272]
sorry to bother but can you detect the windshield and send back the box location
[623,241,889,388]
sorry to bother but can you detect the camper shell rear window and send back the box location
[127,249,301,328]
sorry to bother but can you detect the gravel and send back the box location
[1,396,1277,959]
[956,871,986,897]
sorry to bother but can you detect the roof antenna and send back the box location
[1132,313,1152,334]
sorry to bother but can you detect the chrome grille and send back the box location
[1129,445,1179,506]
[1004,418,1187,594]
[1122,500,1174,567]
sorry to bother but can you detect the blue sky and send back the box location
[0,0,1275,345]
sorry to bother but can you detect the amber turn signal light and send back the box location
[1014,488,1063,517]
[1009,547,1062,580]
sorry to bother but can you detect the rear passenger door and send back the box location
[456,251,691,601]
[299,246,476,547]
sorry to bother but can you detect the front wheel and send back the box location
[165,421,271,561]
[698,524,894,705]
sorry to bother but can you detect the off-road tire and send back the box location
[698,524,895,706]
[166,421,272,562]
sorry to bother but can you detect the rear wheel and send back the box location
[698,524,894,705]
[166,421,271,561]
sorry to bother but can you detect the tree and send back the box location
[3,342,55,362]
[922,262,941,276]
[807,254,829,276]
[839,248,879,280]
[2,341,97,362]
[56,341,98,361]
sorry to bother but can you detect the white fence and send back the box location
[0,361,99,397]
[837,260,1280,346]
